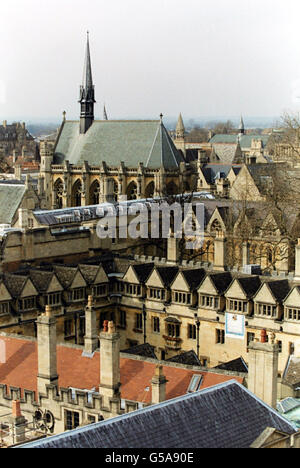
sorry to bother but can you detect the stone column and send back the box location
[37,306,58,395]
[167,234,179,264]
[242,241,250,267]
[295,239,300,280]
[83,296,98,356]
[151,365,167,405]
[248,330,279,409]
[99,321,121,410]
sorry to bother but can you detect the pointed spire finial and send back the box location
[160,113,163,122]
[103,104,108,121]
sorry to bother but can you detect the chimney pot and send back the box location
[108,321,116,334]
[103,320,108,332]
[88,295,93,307]
[261,329,267,343]
[12,400,22,418]
[45,305,52,317]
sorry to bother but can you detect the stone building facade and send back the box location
[0,121,36,159]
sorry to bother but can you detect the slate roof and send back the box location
[156,267,179,287]
[54,120,184,170]
[181,268,206,291]
[282,356,300,389]
[208,272,233,294]
[52,265,78,289]
[214,357,248,373]
[121,343,158,360]
[0,183,26,224]
[233,276,261,298]
[264,280,291,303]
[201,164,241,184]
[19,381,296,449]
[166,350,201,367]
[3,274,28,298]
[132,263,154,283]
[27,270,59,293]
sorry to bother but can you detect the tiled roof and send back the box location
[3,274,27,298]
[210,134,269,148]
[54,120,184,170]
[19,381,296,449]
[0,335,243,404]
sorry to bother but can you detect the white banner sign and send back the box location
[225,313,245,340]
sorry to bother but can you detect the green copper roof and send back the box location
[0,183,26,224]
[54,120,184,170]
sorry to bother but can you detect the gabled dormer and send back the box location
[224,276,261,316]
[253,280,290,321]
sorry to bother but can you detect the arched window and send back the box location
[145,181,155,199]
[126,181,138,200]
[89,180,100,205]
[72,179,82,207]
[54,178,63,209]
[166,181,179,196]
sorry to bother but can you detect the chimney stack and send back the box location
[151,365,168,405]
[14,164,21,181]
[214,231,227,271]
[99,321,121,411]
[167,233,179,264]
[7,400,27,446]
[37,305,58,395]
[248,330,279,409]
[83,296,98,355]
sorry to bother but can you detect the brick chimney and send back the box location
[37,305,58,395]
[151,365,168,404]
[99,321,121,411]
[248,330,279,409]
[83,296,98,355]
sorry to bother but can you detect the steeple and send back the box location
[239,115,245,135]
[79,32,96,134]
[103,104,108,121]
[176,113,185,139]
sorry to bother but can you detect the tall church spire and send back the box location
[79,32,96,134]
[175,113,185,139]
[239,115,245,135]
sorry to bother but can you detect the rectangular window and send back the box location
[119,310,126,328]
[0,302,10,316]
[65,410,80,431]
[69,288,85,302]
[64,319,73,337]
[167,323,180,338]
[135,313,143,331]
[45,292,62,306]
[277,341,282,353]
[153,317,160,333]
[216,329,225,344]
[188,324,196,340]
[18,297,36,312]
[92,284,108,298]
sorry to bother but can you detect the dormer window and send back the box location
[148,288,165,301]
[173,291,191,305]
[18,296,36,312]
[200,294,219,310]
[45,292,62,306]
[92,284,108,298]
[0,302,10,316]
[124,283,141,297]
[285,307,300,322]
[255,303,277,318]
[227,299,248,314]
[68,288,85,302]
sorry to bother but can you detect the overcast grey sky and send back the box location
[1,0,300,123]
